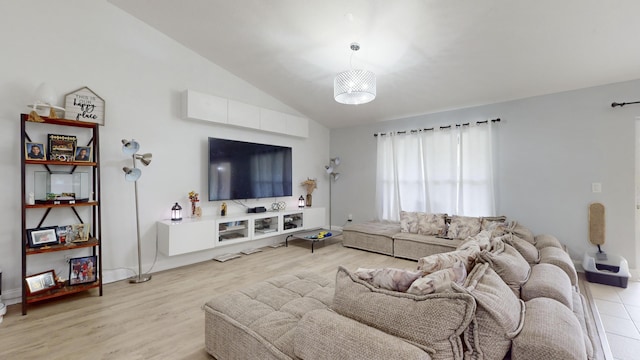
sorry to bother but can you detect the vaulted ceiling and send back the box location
[110,0,640,128]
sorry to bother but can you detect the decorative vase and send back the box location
[306,194,312,207]
[191,200,199,216]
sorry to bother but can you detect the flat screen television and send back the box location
[208,137,292,201]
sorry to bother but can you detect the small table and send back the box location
[285,229,342,253]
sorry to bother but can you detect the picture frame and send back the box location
[26,226,59,248]
[25,270,57,295]
[47,134,77,162]
[74,146,92,162]
[71,223,91,242]
[69,256,97,285]
[56,224,73,244]
[25,142,46,161]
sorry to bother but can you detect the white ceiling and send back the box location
[109,0,640,129]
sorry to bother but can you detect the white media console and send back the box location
[157,207,325,256]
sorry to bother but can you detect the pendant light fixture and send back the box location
[334,42,376,105]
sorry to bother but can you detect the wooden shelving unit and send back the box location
[20,113,102,315]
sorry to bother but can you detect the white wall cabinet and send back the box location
[157,207,325,256]
[183,89,309,138]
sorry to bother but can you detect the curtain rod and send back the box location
[373,118,501,137]
[611,101,640,108]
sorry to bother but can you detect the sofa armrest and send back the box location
[294,309,432,360]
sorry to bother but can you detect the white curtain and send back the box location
[375,123,495,222]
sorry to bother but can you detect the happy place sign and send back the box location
[64,86,105,125]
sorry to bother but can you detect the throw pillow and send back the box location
[505,221,535,244]
[354,268,422,292]
[400,211,419,233]
[453,263,526,360]
[521,263,573,310]
[534,234,563,250]
[539,246,578,286]
[457,230,492,252]
[333,266,476,360]
[476,239,531,297]
[502,233,540,264]
[408,260,467,295]
[481,217,508,237]
[446,216,481,239]
[417,248,478,274]
[417,213,447,236]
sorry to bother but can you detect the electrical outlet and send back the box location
[348,213,353,221]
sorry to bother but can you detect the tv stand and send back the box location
[157,207,325,256]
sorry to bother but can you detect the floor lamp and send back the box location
[122,139,153,284]
[325,157,340,230]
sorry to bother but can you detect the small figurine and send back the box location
[27,192,35,205]
[221,202,227,216]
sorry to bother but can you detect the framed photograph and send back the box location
[71,223,91,242]
[25,270,57,295]
[69,256,97,285]
[74,146,92,162]
[56,224,73,244]
[48,134,77,162]
[25,142,46,160]
[26,226,59,248]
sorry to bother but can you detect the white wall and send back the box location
[331,80,639,268]
[0,1,329,303]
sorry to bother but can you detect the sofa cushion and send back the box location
[203,272,334,359]
[502,233,540,264]
[453,263,525,360]
[476,239,531,297]
[512,297,587,360]
[505,221,535,244]
[408,260,467,295]
[294,309,432,360]
[446,215,481,239]
[521,263,573,310]
[332,266,476,360]
[539,246,578,286]
[417,213,447,236]
[354,268,422,292]
[534,234,563,250]
[400,211,419,233]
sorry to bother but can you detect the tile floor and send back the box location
[588,279,640,360]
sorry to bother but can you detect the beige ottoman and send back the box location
[342,221,400,256]
[203,272,334,360]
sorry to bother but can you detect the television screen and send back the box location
[208,137,292,201]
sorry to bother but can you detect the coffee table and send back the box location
[285,229,342,253]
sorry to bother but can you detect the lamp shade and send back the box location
[325,165,333,174]
[334,69,376,105]
[123,167,142,182]
[171,202,182,221]
[122,139,140,155]
[332,157,341,166]
[136,153,153,166]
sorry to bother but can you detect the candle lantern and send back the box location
[171,202,183,221]
[298,196,305,209]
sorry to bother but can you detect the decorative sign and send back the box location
[64,86,105,125]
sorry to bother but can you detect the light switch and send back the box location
[592,183,602,193]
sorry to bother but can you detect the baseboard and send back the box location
[0,288,23,306]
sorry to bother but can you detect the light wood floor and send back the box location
[0,238,415,360]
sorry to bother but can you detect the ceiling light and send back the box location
[334,42,376,105]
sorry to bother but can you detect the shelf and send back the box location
[26,281,100,304]
[26,238,99,255]
[25,159,97,166]
[22,114,98,128]
[26,201,98,209]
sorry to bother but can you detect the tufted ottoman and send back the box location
[203,272,334,360]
